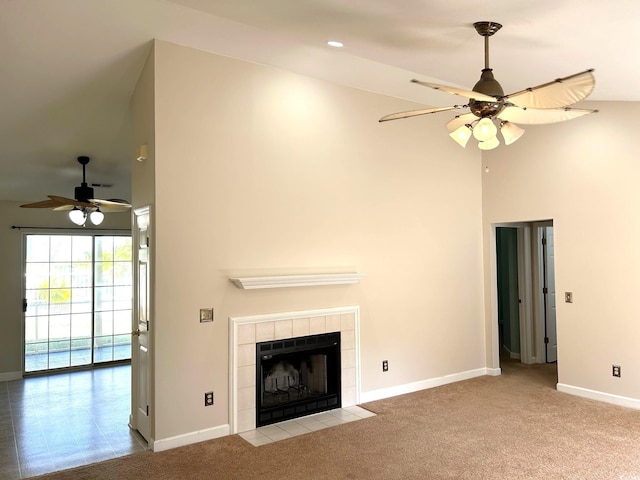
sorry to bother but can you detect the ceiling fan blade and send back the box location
[20,195,90,209]
[498,106,598,125]
[379,105,467,123]
[446,113,478,132]
[504,69,595,109]
[20,198,61,208]
[90,198,131,207]
[90,198,132,213]
[48,195,94,208]
[411,79,497,102]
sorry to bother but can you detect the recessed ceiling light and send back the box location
[327,40,344,48]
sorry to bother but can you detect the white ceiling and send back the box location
[2,0,639,203]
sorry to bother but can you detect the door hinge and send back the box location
[146,405,149,416]
[544,336,549,344]
[542,237,547,245]
[22,298,27,313]
[146,236,150,247]
[146,320,150,330]
[543,287,548,294]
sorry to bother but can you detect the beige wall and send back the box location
[482,101,640,399]
[6,37,638,450]
[0,200,131,378]
[131,43,156,211]
[137,40,486,442]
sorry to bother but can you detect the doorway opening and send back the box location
[495,222,557,368]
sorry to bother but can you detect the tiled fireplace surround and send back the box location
[229,306,360,433]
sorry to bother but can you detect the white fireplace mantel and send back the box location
[229,273,366,290]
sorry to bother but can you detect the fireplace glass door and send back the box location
[256,332,341,427]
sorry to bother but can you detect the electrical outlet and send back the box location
[382,360,389,372]
[204,391,214,406]
[612,365,621,378]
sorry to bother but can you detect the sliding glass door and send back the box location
[24,234,132,373]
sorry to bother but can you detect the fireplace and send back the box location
[229,306,360,434]
[256,332,341,427]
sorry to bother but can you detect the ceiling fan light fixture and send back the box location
[473,118,498,141]
[478,136,500,151]
[378,21,597,152]
[449,124,473,148]
[500,121,525,145]
[69,207,86,226]
[20,156,133,219]
[90,209,104,225]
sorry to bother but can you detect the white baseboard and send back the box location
[360,367,494,403]
[0,371,22,382]
[152,424,230,452]
[557,383,640,410]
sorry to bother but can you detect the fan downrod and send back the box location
[75,156,94,202]
[470,20,505,115]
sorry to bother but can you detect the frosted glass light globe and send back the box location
[90,209,104,225]
[69,208,86,225]
[449,125,472,148]
[478,136,500,150]
[473,118,498,141]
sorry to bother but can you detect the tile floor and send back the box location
[239,406,376,446]
[0,364,147,479]
[0,364,373,478]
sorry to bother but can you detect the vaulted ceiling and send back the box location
[2,0,638,203]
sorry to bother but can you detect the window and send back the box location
[24,234,132,373]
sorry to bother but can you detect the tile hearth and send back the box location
[238,406,375,447]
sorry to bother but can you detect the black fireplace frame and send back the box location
[255,332,341,427]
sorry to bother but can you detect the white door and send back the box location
[131,206,151,441]
[543,227,557,363]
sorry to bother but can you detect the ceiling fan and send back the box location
[20,156,131,226]
[379,21,598,150]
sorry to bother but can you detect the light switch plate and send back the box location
[564,292,573,303]
[200,308,214,323]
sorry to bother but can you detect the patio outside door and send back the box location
[23,234,133,373]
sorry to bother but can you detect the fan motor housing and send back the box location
[470,68,506,118]
[469,98,505,118]
[473,68,504,97]
[75,184,94,203]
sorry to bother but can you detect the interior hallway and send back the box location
[0,364,147,479]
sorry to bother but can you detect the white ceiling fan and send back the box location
[379,21,598,150]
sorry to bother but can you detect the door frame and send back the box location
[490,220,556,367]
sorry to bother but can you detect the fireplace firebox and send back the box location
[256,332,341,427]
